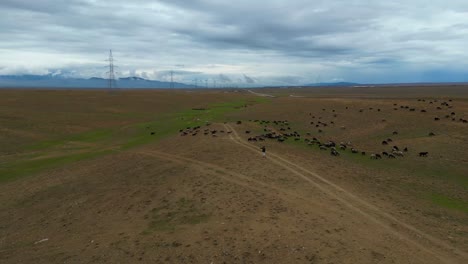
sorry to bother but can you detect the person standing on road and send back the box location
[261,146,266,158]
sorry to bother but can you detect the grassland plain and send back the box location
[0,89,268,182]
[0,87,467,263]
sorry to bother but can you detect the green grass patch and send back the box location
[121,99,266,149]
[0,150,113,183]
[68,129,113,142]
[28,129,113,150]
[428,193,468,213]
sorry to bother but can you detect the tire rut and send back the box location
[133,150,329,211]
[224,123,467,264]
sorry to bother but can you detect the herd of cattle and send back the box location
[174,98,465,160]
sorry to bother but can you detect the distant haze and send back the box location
[1,0,468,86]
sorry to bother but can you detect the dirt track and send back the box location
[223,123,467,263]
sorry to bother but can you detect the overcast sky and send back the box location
[1,0,468,85]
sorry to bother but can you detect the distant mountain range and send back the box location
[1,74,467,89]
[0,74,193,88]
[0,75,361,88]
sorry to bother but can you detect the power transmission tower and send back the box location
[106,49,116,92]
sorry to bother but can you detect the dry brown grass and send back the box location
[0,87,467,263]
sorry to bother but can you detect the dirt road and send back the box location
[223,123,467,264]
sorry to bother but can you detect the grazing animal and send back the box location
[393,151,404,157]
[382,140,388,145]
[236,120,242,124]
[245,131,251,134]
[403,147,408,152]
[434,117,440,121]
[388,154,396,159]
[421,109,427,113]
[382,151,389,157]
[419,152,429,157]
[150,132,155,135]
[351,148,359,154]
[392,131,398,135]
[331,149,340,156]
[361,151,366,156]
[319,145,328,150]
[428,132,435,136]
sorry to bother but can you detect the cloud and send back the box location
[0,0,468,84]
[243,74,256,84]
[218,74,232,83]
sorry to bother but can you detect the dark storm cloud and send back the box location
[161,0,371,57]
[218,74,232,83]
[1,0,468,84]
[243,74,256,84]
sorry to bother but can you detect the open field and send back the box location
[0,87,467,263]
